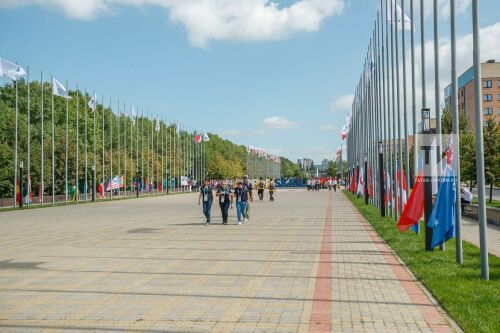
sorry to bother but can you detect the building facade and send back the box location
[444,60,500,129]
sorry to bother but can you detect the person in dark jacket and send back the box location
[216,180,233,224]
[198,179,214,225]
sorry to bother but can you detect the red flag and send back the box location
[397,173,424,232]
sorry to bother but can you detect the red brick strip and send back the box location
[309,191,333,333]
[357,214,453,333]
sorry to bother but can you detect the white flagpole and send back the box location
[76,86,79,203]
[14,71,18,208]
[410,0,418,188]
[109,96,113,199]
[27,66,31,206]
[450,0,463,263]
[84,89,88,202]
[64,81,69,204]
[402,0,410,202]
[93,91,96,201]
[40,70,44,205]
[51,76,55,205]
[102,93,105,199]
[472,0,489,280]
[118,99,121,198]
[147,112,150,195]
[141,110,144,195]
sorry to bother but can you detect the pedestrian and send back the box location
[460,187,473,212]
[327,178,333,191]
[333,178,337,192]
[234,181,250,225]
[198,179,214,225]
[242,175,253,222]
[216,180,233,224]
[257,177,265,201]
[269,177,276,202]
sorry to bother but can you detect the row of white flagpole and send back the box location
[344,0,489,279]
[0,58,209,208]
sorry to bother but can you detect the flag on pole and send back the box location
[194,133,201,144]
[52,78,71,99]
[88,92,97,111]
[131,106,136,125]
[387,0,412,31]
[357,166,364,196]
[202,133,210,142]
[155,118,160,132]
[0,58,26,80]
[397,171,424,232]
[427,138,457,247]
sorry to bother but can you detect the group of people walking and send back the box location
[198,176,276,225]
[306,177,340,192]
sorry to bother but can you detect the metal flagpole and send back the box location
[410,0,418,199]
[65,81,69,204]
[141,110,144,195]
[118,99,121,198]
[93,91,96,201]
[41,71,44,205]
[14,71,18,208]
[381,0,388,215]
[84,89,88,202]
[109,96,113,200]
[385,0,392,217]
[27,67,31,207]
[391,0,397,219]
[51,76,55,205]
[76,86,79,203]
[395,0,403,218]
[472,0,489,280]
[102,93,105,200]
[434,0,442,158]
[402,0,410,202]
[450,0,463,264]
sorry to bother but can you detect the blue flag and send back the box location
[427,166,456,248]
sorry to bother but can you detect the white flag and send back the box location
[0,58,26,81]
[131,106,137,125]
[88,92,97,111]
[52,77,71,99]
[155,118,160,132]
[387,1,412,31]
[203,133,210,142]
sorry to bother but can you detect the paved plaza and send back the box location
[0,190,459,332]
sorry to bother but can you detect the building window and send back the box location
[484,108,493,115]
[484,80,492,88]
[484,94,492,101]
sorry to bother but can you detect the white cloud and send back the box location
[2,0,345,47]
[262,116,299,129]
[331,94,354,113]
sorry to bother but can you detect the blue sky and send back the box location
[1,0,499,163]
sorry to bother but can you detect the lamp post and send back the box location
[421,108,434,251]
[19,160,24,208]
[379,141,385,216]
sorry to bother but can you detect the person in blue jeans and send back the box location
[234,181,250,225]
[198,179,214,225]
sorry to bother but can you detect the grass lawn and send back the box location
[343,190,500,333]
[472,197,500,209]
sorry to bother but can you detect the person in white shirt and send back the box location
[460,187,473,212]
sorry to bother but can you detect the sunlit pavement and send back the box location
[0,190,457,332]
